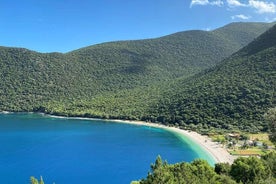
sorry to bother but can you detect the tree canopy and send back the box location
[135,153,276,184]
[0,22,275,133]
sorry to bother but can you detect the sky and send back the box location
[0,0,276,53]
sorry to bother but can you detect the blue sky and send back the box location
[0,0,275,53]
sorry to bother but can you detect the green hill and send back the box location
[29,22,275,134]
[147,24,276,133]
[0,22,275,133]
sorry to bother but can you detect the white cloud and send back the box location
[210,0,224,6]
[231,14,251,19]
[248,0,276,14]
[227,0,246,7]
[190,0,209,7]
[190,0,276,16]
[190,0,223,7]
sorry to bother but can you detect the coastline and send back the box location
[1,112,236,164]
[110,119,236,164]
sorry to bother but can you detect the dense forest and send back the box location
[0,22,275,133]
[38,23,276,133]
[147,24,276,133]
[132,152,276,184]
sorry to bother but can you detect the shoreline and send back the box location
[1,112,236,164]
[110,119,236,164]
[45,114,236,164]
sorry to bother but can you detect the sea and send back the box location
[0,113,214,184]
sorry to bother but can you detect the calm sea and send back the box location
[0,113,213,184]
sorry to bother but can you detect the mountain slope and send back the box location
[38,23,276,134]
[68,22,274,82]
[149,24,276,132]
[0,22,274,115]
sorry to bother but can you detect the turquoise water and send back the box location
[0,113,214,183]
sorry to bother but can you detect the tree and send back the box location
[138,156,237,184]
[215,163,231,175]
[30,176,44,184]
[261,152,276,178]
[30,177,38,184]
[230,157,271,183]
[141,155,172,184]
[264,107,276,145]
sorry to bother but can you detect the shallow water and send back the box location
[0,113,213,183]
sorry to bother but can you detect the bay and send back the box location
[0,113,212,183]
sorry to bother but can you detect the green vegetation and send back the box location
[143,23,276,132]
[30,176,44,184]
[144,23,276,133]
[4,21,274,184]
[134,153,276,184]
[265,107,276,145]
[0,22,275,134]
[209,132,274,157]
[43,23,276,133]
[229,149,267,156]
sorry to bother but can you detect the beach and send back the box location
[112,119,236,164]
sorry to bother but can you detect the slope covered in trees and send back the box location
[0,22,275,134]
[148,24,276,132]
[42,23,276,134]
[0,22,273,113]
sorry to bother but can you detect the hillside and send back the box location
[68,22,274,82]
[36,23,276,134]
[0,22,273,113]
[148,24,276,133]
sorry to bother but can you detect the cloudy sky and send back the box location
[191,0,275,20]
[0,0,275,52]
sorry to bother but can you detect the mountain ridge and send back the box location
[44,23,276,133]
[148,24,276,132]
[0,22,275,133]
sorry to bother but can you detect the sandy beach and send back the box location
[111,119,236,164]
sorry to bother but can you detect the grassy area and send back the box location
[249,133,269,141]
[210,135,226,142]
[209,133,275,156]
[249,133,274,146]
[229,148,268,156]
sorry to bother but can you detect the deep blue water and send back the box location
[0,113,213,184]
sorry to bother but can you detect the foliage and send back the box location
[215,163,231,175]
[136,153,276,184]
[39,23,276,134]
[264,107,276,145]
[0,22,275,133]
[230,157,270,183]
[145,24,276,133]
[30,176,44,184]
[139,156,236,184]
[261,152,276,178]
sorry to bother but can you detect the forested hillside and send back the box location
[148,24,276,133]
[0,22,272,111]
[0,22,275,133]
[43,23,276,133]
